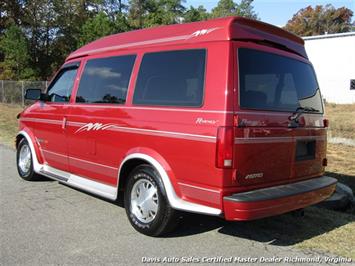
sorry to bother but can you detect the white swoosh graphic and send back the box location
[75,123,118,133]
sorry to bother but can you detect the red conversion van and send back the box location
[16,17,336,236]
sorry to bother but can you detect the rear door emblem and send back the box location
[245,173,264,179]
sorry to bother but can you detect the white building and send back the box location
[303,32,355,104]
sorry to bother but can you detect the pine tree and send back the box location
[211,0,258,19]
[0,24,35,79]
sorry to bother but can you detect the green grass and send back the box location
[326,143,355,193]
[0,104,23,147]
[325,103,355,139]
[295,207,354,259]
[0,103,354,258]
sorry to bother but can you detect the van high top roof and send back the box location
[67,16,306,61]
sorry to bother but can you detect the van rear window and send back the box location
[133,50,206,107]
[238,48,323,113]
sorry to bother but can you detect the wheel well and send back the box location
[118,159,148,190]
[15,134,24,149]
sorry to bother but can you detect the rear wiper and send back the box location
[297,106,319,112]
[288,106,319,128]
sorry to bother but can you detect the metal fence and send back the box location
[0,80,48,106]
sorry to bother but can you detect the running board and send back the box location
[39,165,117,200]
[40,169,69,182]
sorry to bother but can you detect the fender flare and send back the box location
[118,151,221,216]
[17,130,43,173]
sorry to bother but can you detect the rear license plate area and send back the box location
[296,140,315,161]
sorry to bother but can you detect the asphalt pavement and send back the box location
[0,145,347,265]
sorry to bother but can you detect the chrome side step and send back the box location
[38,164,117,200]
[40,169,68,182]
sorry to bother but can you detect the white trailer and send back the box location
[303,32,355,104]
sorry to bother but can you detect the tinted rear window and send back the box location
[238,48,323,113]
[76,55,136,104]
[133,50,206,107]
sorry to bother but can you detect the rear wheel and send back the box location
[16,138,41,181]
[124,165,178,236]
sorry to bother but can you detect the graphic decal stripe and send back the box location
[20,117,62,125]
[108,125,216,142]
[22,117,216,143]
[178,182,221,194]
[235,135,326,144]
[21,118,216,142]
[295,136,326,141]
[235,137,293,144]
[67,121,216,143]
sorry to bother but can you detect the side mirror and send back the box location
[25,89,42,100]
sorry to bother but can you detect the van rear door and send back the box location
[233,43,326,187]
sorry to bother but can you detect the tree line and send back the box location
[0,0,353,81]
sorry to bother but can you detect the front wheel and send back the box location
[16,138,41,181]
[124,165,178,236]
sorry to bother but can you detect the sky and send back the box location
[185,0,355,26]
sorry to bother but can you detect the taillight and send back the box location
[323,158,328,166]
[216,126,234,168]
[323,119,329,128]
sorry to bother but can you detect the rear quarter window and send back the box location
[133,49,206,107]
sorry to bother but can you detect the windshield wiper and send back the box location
[288,106,319,128]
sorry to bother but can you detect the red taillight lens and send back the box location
[323,119,329,128]
[323,158,328,166]
[216,126,234,168]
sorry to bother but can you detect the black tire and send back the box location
[124,164,178,236]
[16,138,41,181]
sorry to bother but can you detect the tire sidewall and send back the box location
[124,165,169,236]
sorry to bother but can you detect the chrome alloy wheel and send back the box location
[18,144,31,174]
[130,179,159,223]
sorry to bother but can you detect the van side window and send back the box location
[47,67,78,103]
[133,50,206,107]
[76,55,136,104]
